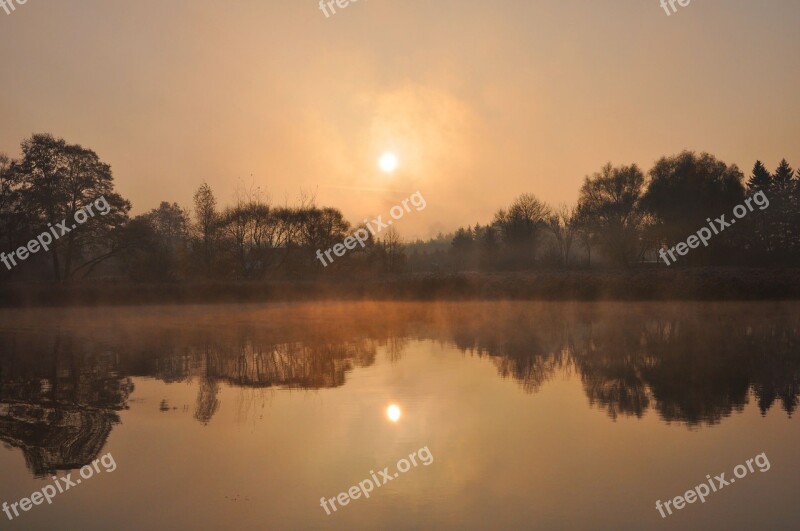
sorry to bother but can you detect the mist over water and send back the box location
[0,302,798,529]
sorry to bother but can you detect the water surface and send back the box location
[1,302,798,530]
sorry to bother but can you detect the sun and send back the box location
[378,152,399,173]
[386,404,401,423]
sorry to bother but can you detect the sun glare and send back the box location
[387,404,402,422]
[378,152,399,173]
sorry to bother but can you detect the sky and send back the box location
[1,0,799,238]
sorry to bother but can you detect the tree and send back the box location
[642,151,745,263]
[380,226,405,275]
[752,159,800,263]
[451,226,474,251]
[747,160,773,192]
[493,193,550,267]
[576,163,649,266]
[219,184,276,278]
[773,159,795,191]
[138,202,191,279]
[193,182,219,276]
[146,202,190,244]
[259,206,300,275]
[450,226,475,270]
[11,134,131,282]
[220,203,251,278]
[297,207,350,250]
[0,154,13,216]
[0,154,23,260]
[476,224,498,271]
[547,204,578,267]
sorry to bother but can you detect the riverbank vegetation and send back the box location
[1,133,798,303]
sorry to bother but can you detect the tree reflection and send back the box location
[2,302,800,478]
[440,303,800,427]
[0,334,132,477]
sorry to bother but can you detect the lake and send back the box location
[1,301,798,530]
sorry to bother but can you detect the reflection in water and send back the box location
[0,335,132,477]
[442,303,800,426]
[0,404,119,478]
[0,302,798,477]
[152,336,379,424]
[387,403,402,423]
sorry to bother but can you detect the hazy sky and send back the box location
[1,0,799,238]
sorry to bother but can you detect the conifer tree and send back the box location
[747,160,773,192]
[773,159,795,190]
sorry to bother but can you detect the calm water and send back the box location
[1,301,799,530]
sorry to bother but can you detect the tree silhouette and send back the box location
[641,151,745,264]
[747,160,773,192]
[193,182,220,276]
[546,204,578,267]
[9,134,131,282]
[576,163,649,266]
[493,193,550,268]
[773,159,795,191]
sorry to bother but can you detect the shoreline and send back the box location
[1,268,800,308]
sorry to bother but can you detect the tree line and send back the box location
[427,151,799,271]
[1,133,798,285]
[0,134,406,284]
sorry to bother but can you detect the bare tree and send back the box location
[547,203,578,267]
[381,226,405,274]
[493,193,551,267]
